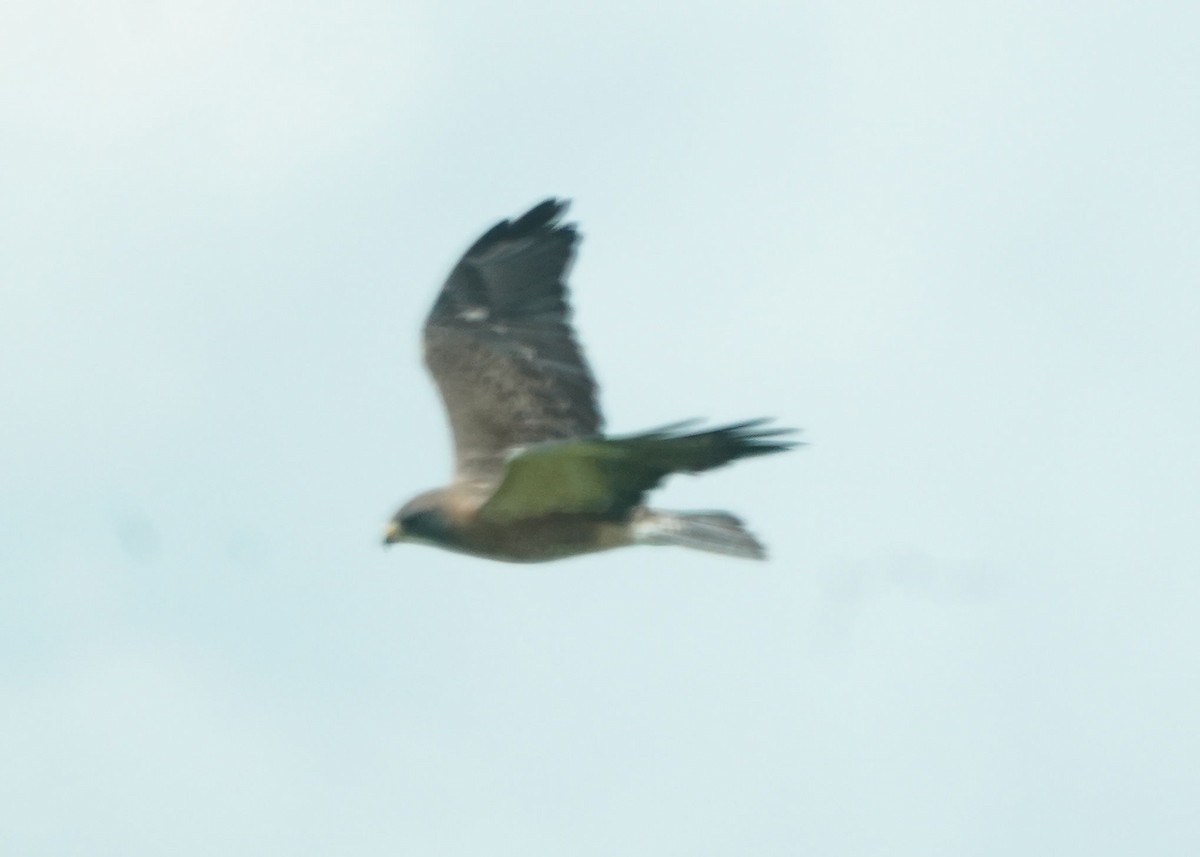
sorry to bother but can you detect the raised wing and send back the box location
[476,420,798,523]
[423,199,603,482]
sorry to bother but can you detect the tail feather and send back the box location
[634,510,768,560]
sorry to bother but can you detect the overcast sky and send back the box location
[2,1,1198,855]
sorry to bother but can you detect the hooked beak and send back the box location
[383,520,404,546]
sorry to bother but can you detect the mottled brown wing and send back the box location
[423,199,603,482]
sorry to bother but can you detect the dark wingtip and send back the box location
[659,418,804,456]
[465,197,575,256]
[514,197,571,228]
[728,418,805,455]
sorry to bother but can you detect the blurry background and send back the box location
[2,1,1197,854]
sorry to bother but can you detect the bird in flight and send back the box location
[384,199,797,562]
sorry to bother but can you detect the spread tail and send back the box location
[633,510,768,560]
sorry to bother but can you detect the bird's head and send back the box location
[384,490,456,548]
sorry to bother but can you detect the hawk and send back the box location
[384,199,797,562]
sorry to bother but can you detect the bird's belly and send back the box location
[460,515,632,563]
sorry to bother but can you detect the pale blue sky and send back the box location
[2,1,1198,854]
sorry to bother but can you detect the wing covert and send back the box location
[477,421,799,523]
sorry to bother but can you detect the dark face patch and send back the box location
[400,508,456,545]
